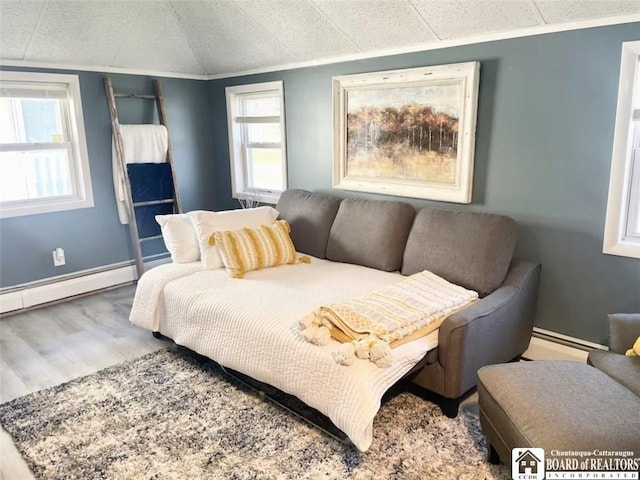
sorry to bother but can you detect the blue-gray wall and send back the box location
[2,24,638,345]
[209,23,640,345]
[0,68,215,287]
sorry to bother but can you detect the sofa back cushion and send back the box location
[276,189,342,258]
[401,208,517,297]
[326,198,415,272]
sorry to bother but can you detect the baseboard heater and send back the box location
[0,254,170,315]
[523,327,607,363]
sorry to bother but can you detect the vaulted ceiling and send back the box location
[1,0,639,78]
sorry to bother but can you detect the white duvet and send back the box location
[129,257,438,451]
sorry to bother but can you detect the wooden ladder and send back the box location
[104,76,183,279]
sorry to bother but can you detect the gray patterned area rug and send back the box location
[0,347,509,479]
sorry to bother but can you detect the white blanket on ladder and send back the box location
[112,124,168,224]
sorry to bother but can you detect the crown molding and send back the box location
[0,60,209,80]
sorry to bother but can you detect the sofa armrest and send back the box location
[437,259,541,397]
[608,313,640,355]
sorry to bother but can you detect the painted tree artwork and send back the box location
[345,83,461,185]
[333,63,479,203]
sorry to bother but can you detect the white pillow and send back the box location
[155,214,200,263]
[187,206,280,269]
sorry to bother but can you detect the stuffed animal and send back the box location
[625,336,640,356]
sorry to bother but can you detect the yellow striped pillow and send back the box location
[211,220,310,278]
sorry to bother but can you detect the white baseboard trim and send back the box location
[0,256,170,315]
[532,326,606,351]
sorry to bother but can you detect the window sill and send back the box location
[233,191,281,207]
[0,196,95,219]
[603,239,640,260]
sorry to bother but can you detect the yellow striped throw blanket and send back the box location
[299,270,478,367]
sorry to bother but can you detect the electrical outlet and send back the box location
[53,248,65,266]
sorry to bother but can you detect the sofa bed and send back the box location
[129,188,541,451]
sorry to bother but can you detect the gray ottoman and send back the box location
[477,361,640,463]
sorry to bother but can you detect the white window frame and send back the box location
[225,81,287,205]
[603,41,640,259]
[0,71,93,218]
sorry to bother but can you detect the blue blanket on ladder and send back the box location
[128,163,174,238]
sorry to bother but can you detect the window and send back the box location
[0,71,93,218]
[226,81,287,205]
[603,41,640,259]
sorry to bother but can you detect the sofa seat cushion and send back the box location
[477,361,640,454]
[588,349,640,396]
[276,189,342,258]
[401,208,517,296]
[326,198,415,272]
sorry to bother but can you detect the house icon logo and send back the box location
[511,448,545,480]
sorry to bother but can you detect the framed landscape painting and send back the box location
[332,62,480,203]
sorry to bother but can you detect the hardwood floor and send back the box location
[0,285,169,479]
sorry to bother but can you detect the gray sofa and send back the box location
[276,189,541,416]
[588,313,640,396]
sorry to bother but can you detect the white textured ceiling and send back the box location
[1,0,639,77]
